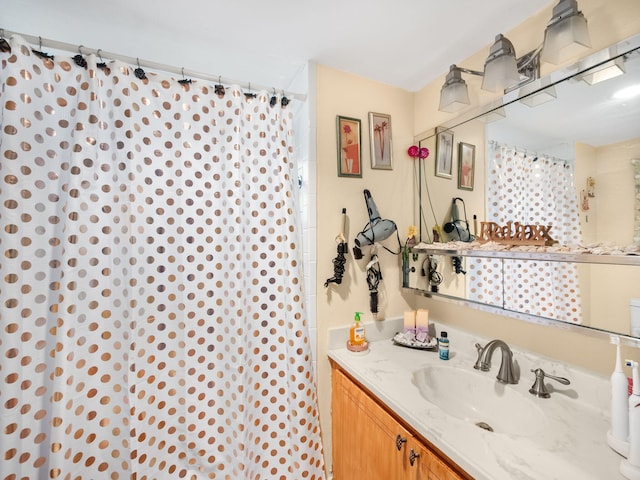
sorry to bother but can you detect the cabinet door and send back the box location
[410,440,466,480]
[332,368,412,480]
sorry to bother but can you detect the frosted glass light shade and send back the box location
[481,34,522,92]
[519,85,557,107]
[541,4,591,64]
[439,66,470,113]
[482,54,521,92]
[580,58,625,85]
[518,77,557,107]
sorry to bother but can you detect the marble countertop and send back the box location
[328,319,627,480]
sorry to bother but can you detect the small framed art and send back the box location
[458,142,475,190]
[336,115,362,177]
[368,112,392,170]
[435,128,454,178]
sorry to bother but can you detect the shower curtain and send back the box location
[468,142,583,323]
[0,36,324,480]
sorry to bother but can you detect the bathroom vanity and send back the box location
[331,364,468,480]
[328,320,627,479]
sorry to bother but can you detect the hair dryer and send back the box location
[353,189,397,259]
[443,197,474,242]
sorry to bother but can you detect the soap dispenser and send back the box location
[621,360,640,480]
[608,336,630,456]
[347,312,368,353]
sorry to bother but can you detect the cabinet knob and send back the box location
[409,448,420,466]
[395,434,407,451]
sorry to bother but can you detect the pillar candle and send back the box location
[415,309,429,329]
[403,311,416,330]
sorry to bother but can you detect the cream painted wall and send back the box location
[589,138,640,335]
[315,65,415,469]
[317,0,640,474]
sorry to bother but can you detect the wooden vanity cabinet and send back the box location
[331,363,470,480]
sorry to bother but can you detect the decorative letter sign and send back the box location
[478,221,556,246]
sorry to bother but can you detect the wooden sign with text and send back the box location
[478,221,556,246]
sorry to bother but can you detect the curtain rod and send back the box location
[0,28,307,102]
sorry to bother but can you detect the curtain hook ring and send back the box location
[73,44,87,68]
[134,58,147,80]
[95,49,107,69]
[178,67,192,85]
[215,76,225,96]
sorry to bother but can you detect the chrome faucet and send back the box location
[474,339,518,384]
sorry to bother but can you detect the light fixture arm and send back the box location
[455,66,484,77]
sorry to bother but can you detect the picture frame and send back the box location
[336,115,362,178]
[458,142,475,191]
[435,127,454,178]
[368,112,393,170]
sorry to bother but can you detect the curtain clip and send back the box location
[33,35,54,60]
[281,90,290,107]
[134,58,147,80]
[0,29,10,53]
[244,82,257,100]
[178,67,192,85]
[73,45,87,69]
[96,49,107,70]
[215,75,225,96]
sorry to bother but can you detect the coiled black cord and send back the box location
[324,242,348,287]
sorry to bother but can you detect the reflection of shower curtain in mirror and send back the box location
[0,36,324,479]
[468,142,583,323]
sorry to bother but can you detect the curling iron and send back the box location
[325,208,348,287]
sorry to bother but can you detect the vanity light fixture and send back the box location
[540,0,591,65]
[438,0,590,113]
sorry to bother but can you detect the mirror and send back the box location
[411,34,640,339]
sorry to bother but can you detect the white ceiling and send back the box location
[4,0,552,93]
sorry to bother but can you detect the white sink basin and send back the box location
[412,365,546,437]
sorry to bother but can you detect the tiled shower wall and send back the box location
[291,63,317,371]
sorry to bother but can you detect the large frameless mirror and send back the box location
[409,34,640,340]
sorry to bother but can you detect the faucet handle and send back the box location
[529,368,570,398]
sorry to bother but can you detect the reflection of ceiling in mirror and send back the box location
[492,47,640,149]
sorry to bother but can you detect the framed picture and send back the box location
[368,112,393,170]
[458,142,475,190]
[336,115,362,177]
[435,128,454,178]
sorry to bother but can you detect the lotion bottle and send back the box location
[621,360,640,479]
[609,337,630,455]
[349,312,365,346]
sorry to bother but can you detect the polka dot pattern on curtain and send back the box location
[0,35,324,480]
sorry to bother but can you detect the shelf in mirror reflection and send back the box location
[404,248,640,341]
